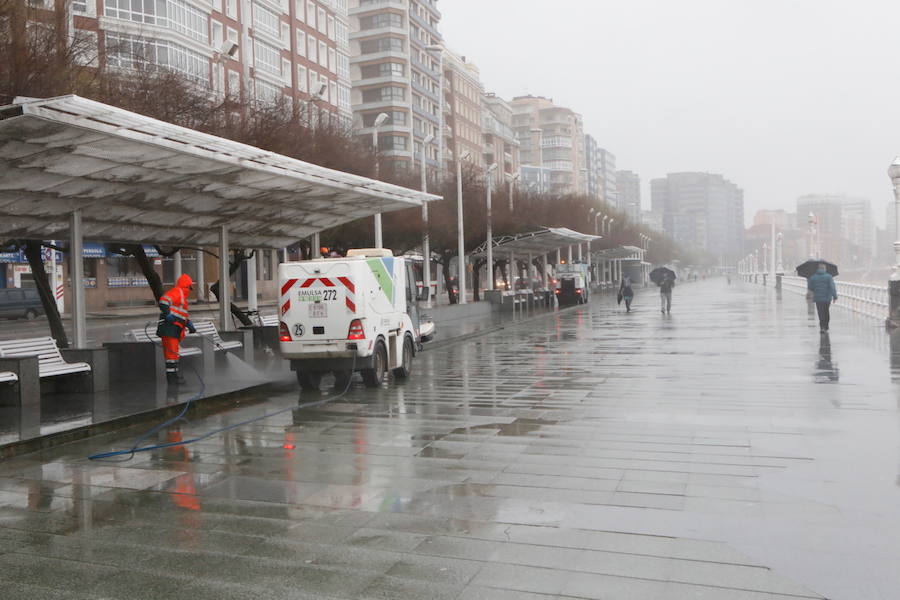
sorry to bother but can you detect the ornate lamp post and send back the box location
[886,158,900,326]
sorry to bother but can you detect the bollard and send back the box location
[775,273,782,291]
[887,279,900,328]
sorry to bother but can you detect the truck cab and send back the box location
[278,249,433,390]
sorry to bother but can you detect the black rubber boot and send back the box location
[166,361,186,386]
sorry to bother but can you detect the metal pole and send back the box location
[509,177,515,212]
[577,244,583,262]
[893,174,900,273]
[195,248,205,302]
[421,142,432,307]
[567,245,573,264]
[486,175,494,291]
[50,239,63,313]
[456,152,467,304]
[373,128,383,248]
[69,210,86,348]
[218,226,232,331]
[247,248,258,313]
[311,232,320,258]
[173,249,182,282]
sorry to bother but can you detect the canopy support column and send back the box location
[195,249,205,302]
[311,233,320,259]
[174,250,182,280]
[247,248,258,314]
[70,210,87,348]
[568,245,573,264]
[219,226,232,331]
[577,244,583,262]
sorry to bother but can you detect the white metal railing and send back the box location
[780,275,888,320]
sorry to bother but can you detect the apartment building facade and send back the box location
[482,93,519,181]
[796,195,874,268]
[511,95,585,196]
[58,0,352,120]
[442,48,484,173]
[348,0,442,174]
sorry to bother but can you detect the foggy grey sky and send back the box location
[441,0,900,226]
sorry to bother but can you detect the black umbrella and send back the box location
[796,260,838,279]
[649,267,677,284]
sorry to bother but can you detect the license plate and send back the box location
[309,302,327,319]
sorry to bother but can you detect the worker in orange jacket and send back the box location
[156,273,196,385]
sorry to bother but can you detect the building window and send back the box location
[307,2,315,28]
[362,85,405,103]
[318,41,327,67]
[253,39,281,76]
[106,32,210,85]
[378,135,408,151]
[252,2,281,39]
[359,12,402,30]
[336,51,349,80]
[295,0,304,22]
[317,8,326,33]
[361,61,404,79]
[363,110,406,127]
[360,37,403,54]
[327,15,335,39]
[296,30,305,56]
[255,78,281,102]
[297,65,308,91]
[105,0,209,43]
[307,35,317,62]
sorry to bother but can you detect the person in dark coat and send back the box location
[658,274,675,314]
[807,264,837,333]
[619,276,635,312]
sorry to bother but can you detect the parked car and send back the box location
[0,287,45,320]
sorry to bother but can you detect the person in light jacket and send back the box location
[807,264,837,333]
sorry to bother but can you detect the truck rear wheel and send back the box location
[296,370,322,391]
[361,341,388,388]
[392,336,414,380]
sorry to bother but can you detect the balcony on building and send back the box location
[349,0,407,17]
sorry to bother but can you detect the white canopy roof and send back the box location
[471,227,601,259]
[0,96,440,249]
[592,245,644,259]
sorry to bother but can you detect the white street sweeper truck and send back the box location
[278,249,434,390]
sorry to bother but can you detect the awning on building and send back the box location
[0,95,440,249]
[471,227,601,259]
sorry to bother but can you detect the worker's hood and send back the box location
[176,273,194,290]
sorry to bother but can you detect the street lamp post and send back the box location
[886,158,900,326]
[485,163,498,291]
[372,112,390,248]
[420,133,435,307]
[456,148,470,304]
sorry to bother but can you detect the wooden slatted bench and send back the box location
[123,328,202,357]
[0,337,91,378]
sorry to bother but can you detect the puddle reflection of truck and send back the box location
[554,263,590,306]
[278,249,434,391]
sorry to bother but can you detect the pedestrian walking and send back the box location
[807,264,837,333]
[618,275,635,312]
[156,273,197,385]
[659,273,675,314]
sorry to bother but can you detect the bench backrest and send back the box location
[260,314,279,327]
[0,337,65,370]
[191,320,223,344]
[124,327,160,343]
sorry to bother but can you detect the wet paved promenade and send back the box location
[1,279,899,599]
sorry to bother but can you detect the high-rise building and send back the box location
[443,48,484,173]
[349,0,442,173]
[617,170,641,223]
[584,135,601,201]
[57,0,352,120]
[651,172,744,261]
[598,148,617,209]
[482,93,520,180]
[797,195,874,267]
[510,95,585,196]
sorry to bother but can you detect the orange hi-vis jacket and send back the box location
[157,273,193,340]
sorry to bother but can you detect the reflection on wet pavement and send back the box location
[0,280,898,599]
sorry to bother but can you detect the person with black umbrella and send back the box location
[807,263,838,333]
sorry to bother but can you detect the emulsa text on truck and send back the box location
[278,249,435,390]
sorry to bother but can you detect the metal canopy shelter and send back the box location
[592,245,643,260]
[0,95,440,346]
[471,227,601,290]
[0,95,439,248]
[592,245,647,287]
[471,227,600,258]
